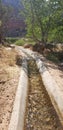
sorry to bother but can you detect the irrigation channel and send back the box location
[23,59,63,130]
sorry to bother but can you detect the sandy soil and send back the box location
[44,60,63,91]
[0,46,21,130]
[0,46,63,130]
[36,52,63,91]
[32,43,63,91]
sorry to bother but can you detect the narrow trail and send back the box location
[24,60,63,130]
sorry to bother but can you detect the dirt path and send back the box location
[44,61,63,90]
[24,60,63,130]
[0,46,63,130]
[18,46,63,92]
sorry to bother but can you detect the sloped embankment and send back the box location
[0,47,21,130]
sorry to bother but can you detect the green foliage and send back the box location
[55,27,63,43]
[14,38,25,46]
[6,37,19,44]
[21,0,63,44]
[46,53,60,63]
[46,50,63,63]
[48,26,63,43]
[14,37,35,46]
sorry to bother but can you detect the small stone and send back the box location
[33,108,36,112]
[7,95,9,97]
[30,114,33,118]
[46,118,50,122]
[0,119,2,123]
[8,110,11,113]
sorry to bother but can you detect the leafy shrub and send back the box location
[14,38,35,46]
[14,38,25,46]
[46,53,60,63]
[48,26,63,43]
[6,37,19,44]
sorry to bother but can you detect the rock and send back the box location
[0,119,2,123]
[24,44,33,48]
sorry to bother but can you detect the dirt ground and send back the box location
[0,45,63,130]
[45,61,63,90]
[0,46,21,130]
[37,52,63,91]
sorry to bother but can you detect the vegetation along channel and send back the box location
[24,60,63,130]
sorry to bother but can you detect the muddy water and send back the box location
[24,60,63,130]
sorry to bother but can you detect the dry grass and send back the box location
[0,46,21,130]
[0,46,18,66]
[0,46,19,83]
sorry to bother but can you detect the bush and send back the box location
[48,26,63,43]
[46,53,60,63]
[6,37,19,44]
[14,38,35,46]
[14,38,25,46]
